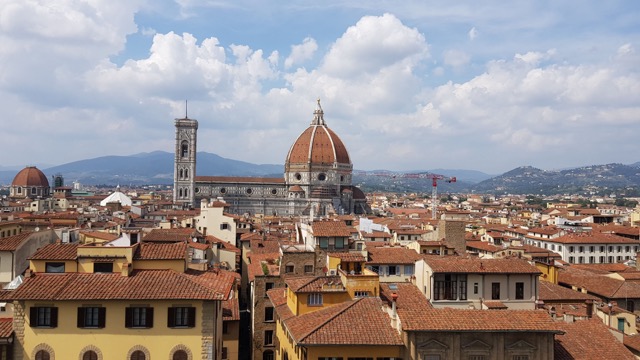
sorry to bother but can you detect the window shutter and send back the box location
[77,307,85,328]
[125,308,133,328]
[50,307,58,328]
[98,307,106,328]
[29,307,37,327]
[147,307,154,328]
[187,307,196,328]
[167,307,175,327]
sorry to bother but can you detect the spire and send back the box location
[311,98,325,126]
[185,100,188,119]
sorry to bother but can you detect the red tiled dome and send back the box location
[12,166,49,187]
[286,101,351,166]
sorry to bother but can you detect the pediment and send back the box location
[506,340,537,351]
[462,339,492,350]
[418,339,449,350]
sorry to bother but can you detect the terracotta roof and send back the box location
[134,242,187,260]
[247,253,280,281]
[423,256,541,274]
[268,288,296,323]
[0,318,12,338]
[482,300,508,309]
[466,240,501,252]
[143,228,202,242]
[405,308,559,332]
[558,267,640,299]
[285,106,351,166]
[327,251,366,262]
[188,242,210,251]
[367,246,421,265]
[10,269,231,301]
[283,297,403,345]
[624,334,640,353]
[379,283,433,323]
[0,231,32,251]
[571,263,634,273]
[549,232,638,244]
[287,276,345,293]
[11,166,49,187]
[311,220,353,237]
[538,281,599,302]
[555,319,635,360]
[223,298,240,321]
[361,230,392,239]
[28,242,78,260]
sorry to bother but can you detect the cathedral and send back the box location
[173,100,369,216]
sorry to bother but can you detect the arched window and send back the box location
[181,141,189,158]
[179,188,183,198]
[179,169,184,179]
[82,351,98,360]
[173,350,188,360]
[31,187,37,194]
[17,186,22,194]
[35,350,50,360]
[130,350,146,360]
[263,350,274,360]
[184,169,189,179]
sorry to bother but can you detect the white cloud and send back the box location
[468,26,478,40]
[284,37,318,69]
[443,49,470,70]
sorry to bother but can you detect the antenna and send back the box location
[185,100,188,118]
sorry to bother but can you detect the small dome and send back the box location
[285,100,351,167]
[12,166,49,188]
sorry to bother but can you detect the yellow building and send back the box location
[8,241,235,360]
[269,289,403,360]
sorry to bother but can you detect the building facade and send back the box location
[174,100,369,216]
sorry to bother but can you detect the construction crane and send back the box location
[366,172,457,219]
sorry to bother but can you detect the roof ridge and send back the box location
[176,269,231,300]
[298,298,363,342]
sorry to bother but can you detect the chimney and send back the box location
[391,292,398,329]
[121,262,132,277]
[585,299,593,318]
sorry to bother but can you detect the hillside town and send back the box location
[1,103,640,360]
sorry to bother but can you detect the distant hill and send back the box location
[472,163,640,195]
[0,151,283,186]
[2,153,639,196]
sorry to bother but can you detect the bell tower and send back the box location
[174,116,198,207]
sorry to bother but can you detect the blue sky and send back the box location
[1,1,639,174]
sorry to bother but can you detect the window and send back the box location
[265,282,274,296]
[515,282,524,300]
[263,350,274,360]
[83,351,98,360]
[285,264,294,273]
[222,347,228,360]
[626,246,631,252]
[173,350,188,360]
[589,256,595,263]
[388,265,399,276]
[578,256,584,264]
[304,265,314,273]
[308,293,323,306]
[589,246,594,252]
[600,246,605,252]
[168,307,196,328]
[617,246,622,252]
[93,262,113,273]
[126,307,154,328]
[220,223,230,230]
[569,246,574,252]
[569,256,575,263]
[45,262,65,273]
[459,278,467,300]
[181,141,188,158]
[30,307,58,328]
[335,238,345,249]
[578,246,584,253]
[404,265,414,276]
[264,330,274,345]
[131,350,146,360]
[473,283,479,294]
[264,307,274,322]
[354,291,370,298]
[78,307,106,328]
[434,274,467,300]
[35,350,50,360]
[223,321,229,334]
[491,283,500,300]
[319,238,328,249]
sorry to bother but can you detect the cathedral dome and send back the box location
[12,166,49,188]
[285,100,351,168]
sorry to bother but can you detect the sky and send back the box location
[0,1,639,174]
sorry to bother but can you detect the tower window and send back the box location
[181,141,188,158]
[271,189,277,195]
[246,188,252,194]
[295,173,301,181]
[318,173,326,181]
[179,169,183,179]
[220,188,226,194]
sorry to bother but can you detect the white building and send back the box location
[525,232,639,264]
